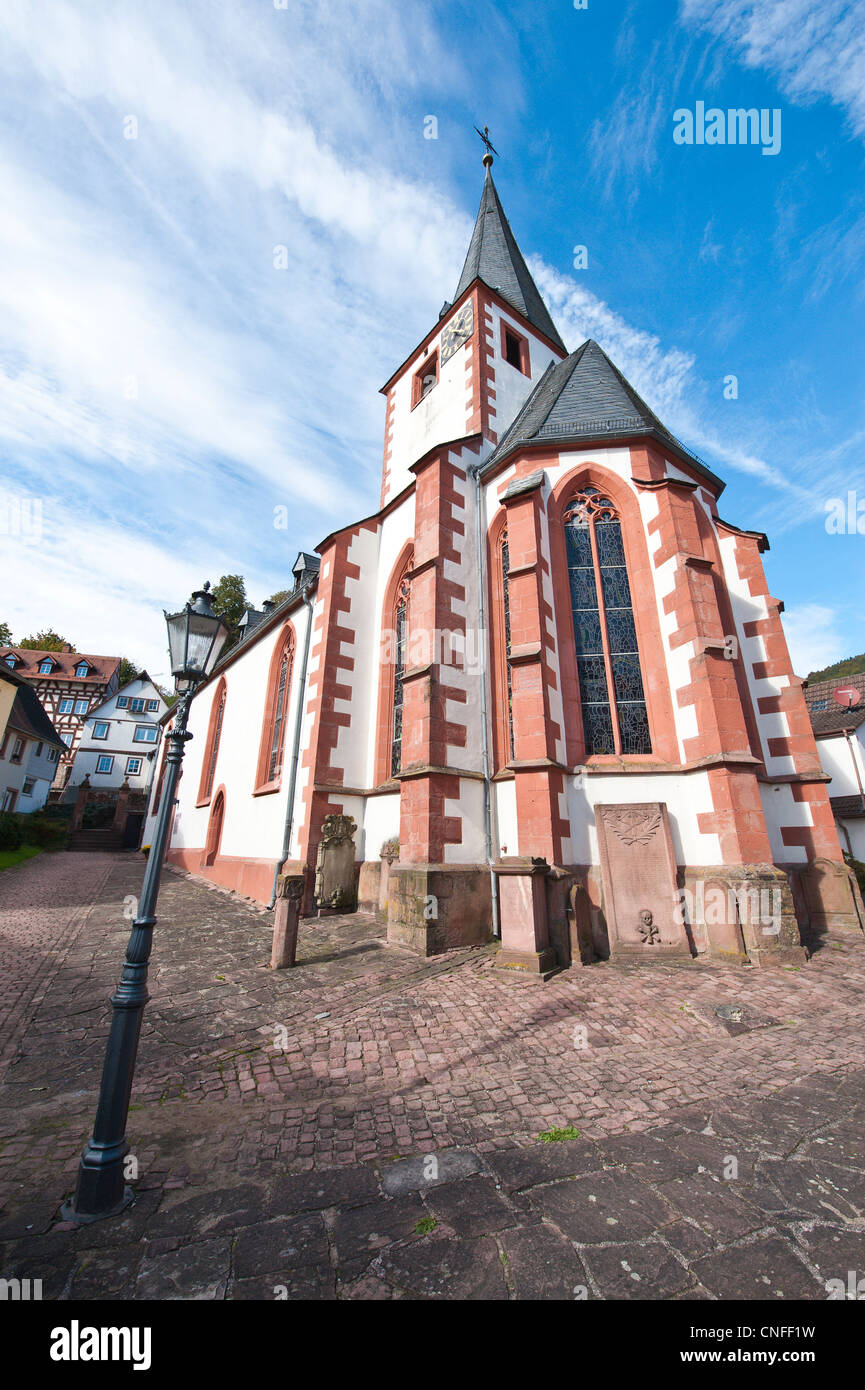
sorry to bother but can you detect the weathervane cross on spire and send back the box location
[473,124,499,168]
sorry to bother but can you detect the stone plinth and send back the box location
[596,803,693,960]
[792,858,865,939]
[387,864,491,956]
[682,865,807,966]
[492,857,557,978]
[270,874,304,969]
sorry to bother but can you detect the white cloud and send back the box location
[680,0,865,138]
[781,602,854,676]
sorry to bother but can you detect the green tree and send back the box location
[0,621,12,646]
[210,574,248,653]
[117,657,140,688]
[807,653,865,684]
[266,589,291,607]
[18,629,73,652]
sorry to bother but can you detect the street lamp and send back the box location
[63,584,228,1222]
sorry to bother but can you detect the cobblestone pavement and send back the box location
[0,851,864,1299]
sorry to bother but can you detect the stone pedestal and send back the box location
[270,874,304,969]
[792,858,865,939]
[492,857,558,978]
[70,776,91,832]
[387,864,491,955]
[596,803,693,960]
[683,865,807,965]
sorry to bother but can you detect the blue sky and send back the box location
[0,0,862,680]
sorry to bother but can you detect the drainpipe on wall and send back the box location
[844,726,865,814]
[268,582,316,910]
[471,462,501,939]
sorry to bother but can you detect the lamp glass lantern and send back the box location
[165,584,229,685]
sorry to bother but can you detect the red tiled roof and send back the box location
[804,672,865,709]
[0,648,120,684]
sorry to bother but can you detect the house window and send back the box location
[126,756,142,776]
[502,324,530,375]
[256,629,295,791]
[811,699,829,711]
[48,748,59,763]
[35,741,43,756]
[10,738,24,763]
[565,486,651,756]
[133,726,158,744]
[75,662,90,677]
[93,722,109,739]
[5,655,16,667]
[96,755,114,774]
[2,788,17,810]
[391,589,408,776]
[22,777,35,796]
[60,732,74,747]
[147,699,159,712]
[38,660,54,674]
[59,698,74,714]
[130,698,145,713]
[198,678,226,804]
[411,351,439,407]
[75,699,89,715]
[117,696,129,709]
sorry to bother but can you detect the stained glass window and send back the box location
[267,644,293,782]
[565,487,651,756]
[391,595,407,776]
[501,536,515,759]
[203,685,225,799]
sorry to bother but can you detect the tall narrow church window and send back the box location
[198,678,226,804]
[391,591,407,776]
[500,535,515,759]
[565,487,651,756]
[255,627,295,792]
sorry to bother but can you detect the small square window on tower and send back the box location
[411,350,439,408]
[501,323,530,376]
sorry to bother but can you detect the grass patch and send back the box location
[537,1125,581,1143]
[0,845,42,872]
[414,1217,437,1235]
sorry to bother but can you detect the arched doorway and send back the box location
[203,788,225,867]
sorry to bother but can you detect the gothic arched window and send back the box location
[197,677,226,804]
[500,533,515,760]
[391,582,408,776]
[255,627,295,792]
[565,487,651,756]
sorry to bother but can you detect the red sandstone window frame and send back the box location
[547,465,679,768]
[500,322,530,377]
[411,351,439,409]
[253,622,296,796]
[373,543,414,787]
[487,510,515,773]
[197,676,227,807]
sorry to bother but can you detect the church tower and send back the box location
[379,161,567,506]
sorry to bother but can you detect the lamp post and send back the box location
[63,584,228,1222]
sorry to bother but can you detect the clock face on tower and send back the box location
[440,301,474,364]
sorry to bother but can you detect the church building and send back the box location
[145,153,863,972]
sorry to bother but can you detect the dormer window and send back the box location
[502,324,530,376]
[75,662,90,678]
[411,351,439,408]
[38,659,55,674]
[4,655,16,668]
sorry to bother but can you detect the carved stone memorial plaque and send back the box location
[314,814,358,913]
[595,802,692,959]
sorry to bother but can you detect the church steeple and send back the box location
[453,165,567,354]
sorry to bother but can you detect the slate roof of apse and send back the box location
[454,168,567,353]
[6,683,65,748]
[482,338,723,488]
[0,648,121,684]
[809,704,865,737]
[830,794,865,819]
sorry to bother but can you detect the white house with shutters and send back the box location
[71,674,168,793]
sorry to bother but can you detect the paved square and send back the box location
[1,852,864,1299]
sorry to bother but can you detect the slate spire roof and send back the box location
[454,168,567,354]
[482,337,723,490]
